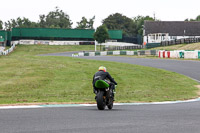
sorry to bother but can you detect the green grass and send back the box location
[0,45,199,104]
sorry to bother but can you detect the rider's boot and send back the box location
[94,89,97,101]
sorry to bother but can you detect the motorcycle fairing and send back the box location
[95,80,109,88]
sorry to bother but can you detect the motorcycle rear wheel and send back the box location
[97,91,106,110]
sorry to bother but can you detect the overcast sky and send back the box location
[0,0,199,28]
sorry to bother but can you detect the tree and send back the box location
[0,20,3,29]
[39,15,46,28]
[4,17,39,29]
[5,19,16,29]
[185,15,200,21]
[185,18,195,21]
[39,7,73,28]
[102,13,135,37]
[94,25,109,50]
[133,15,154,35]
[196,15,200,21]
[76,17,88,29]
[4,7,72,29]
[76,16,95,29]
[88,16,95,29]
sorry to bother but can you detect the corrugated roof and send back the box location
[144,21,200,36]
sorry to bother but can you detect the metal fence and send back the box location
[105,45,143,51]
[161,38,200,46]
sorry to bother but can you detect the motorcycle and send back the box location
[95,80,114,110]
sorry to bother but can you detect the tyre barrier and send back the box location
[158,50,200,59]
[75,50,158,57]
[0,44,16,56]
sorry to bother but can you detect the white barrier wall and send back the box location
[0,46,5,55]
[101,42,140,46]
[78,52,84,56]
[159,50,164,58]
[159,50,200,59]
[126,51,134,55]
[75,50,199,59]
[89,52,95,56]
[19,40,35,45]
[0,46,5,51]
[49,41,80,45]
[100,51,107,56]
[184,51,198,59]
[170,51,179,58]
[113,51,120,55]
[14,40,84,45]
[12,41,20,45]
[0,44,16,56]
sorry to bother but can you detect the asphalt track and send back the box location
[1,52,200,133]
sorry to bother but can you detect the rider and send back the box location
[92,66,117,95]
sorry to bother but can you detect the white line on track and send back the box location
[0,97,200,110]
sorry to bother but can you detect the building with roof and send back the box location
[143,21,200,44]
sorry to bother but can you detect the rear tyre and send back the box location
[97,91,106,110]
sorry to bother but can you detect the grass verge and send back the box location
[0,45,199,104]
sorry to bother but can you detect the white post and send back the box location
[95,40,97,51]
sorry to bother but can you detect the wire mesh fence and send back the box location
[161,38,200,46]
